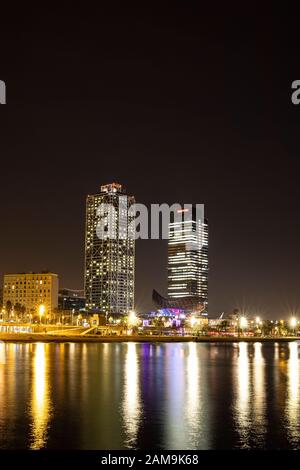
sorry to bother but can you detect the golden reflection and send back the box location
[286,342,300,443]
[235,342,251,446]
[122,343,142,447]
[274,342,279,361]
[253,343,266,442]
[30,343,52,449]
[0,344,11,441]
[0,342,6,365]
[253,343,265,409]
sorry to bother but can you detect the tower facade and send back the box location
[168,207,208,311]
[84,183,135,316]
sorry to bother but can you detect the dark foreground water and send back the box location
[0,341,300,449]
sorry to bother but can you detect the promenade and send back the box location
[0,332,298,343]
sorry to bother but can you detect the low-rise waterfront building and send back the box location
[2,272,59,319]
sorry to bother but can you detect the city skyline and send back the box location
[2,5,300,458]
[0,177,299,318]
[1,8,300,318]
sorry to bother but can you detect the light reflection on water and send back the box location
[286,342,300,445]
[186,343,201,445]
[253,343,266,445]
[122,343,142,448]
[29,343,52,449]
[0,341,300,449]
[235,342,251,447]
[234,342,267,448]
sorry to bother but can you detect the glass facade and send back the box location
[84,183,135,316]
[168,207,208,311]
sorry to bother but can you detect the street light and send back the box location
[39,304,45,324]
[127,311,139,334]
[290,317,297,335]
[128,310,137,325]
[239,316,248,336]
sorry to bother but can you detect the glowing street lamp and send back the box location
[38,304,45,324]
[290,317,297,335]
[239,316,248,336]
[256,316,260,324]
[128,311,137,327]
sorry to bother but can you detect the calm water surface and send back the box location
[0,341,300,449]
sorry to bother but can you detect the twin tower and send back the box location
[84,183,208,317]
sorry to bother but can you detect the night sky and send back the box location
[1,6,300,317]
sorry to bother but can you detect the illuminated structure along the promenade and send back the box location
[84,183,135,316]
[168,206,208,312]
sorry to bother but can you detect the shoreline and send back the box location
[0,333,298,343]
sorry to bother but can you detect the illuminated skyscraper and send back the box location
[168,207,208,311]
[84,183,135,316]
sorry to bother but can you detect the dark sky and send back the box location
[1,6,300,317]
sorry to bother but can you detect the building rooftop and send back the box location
[100,182,125,194]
